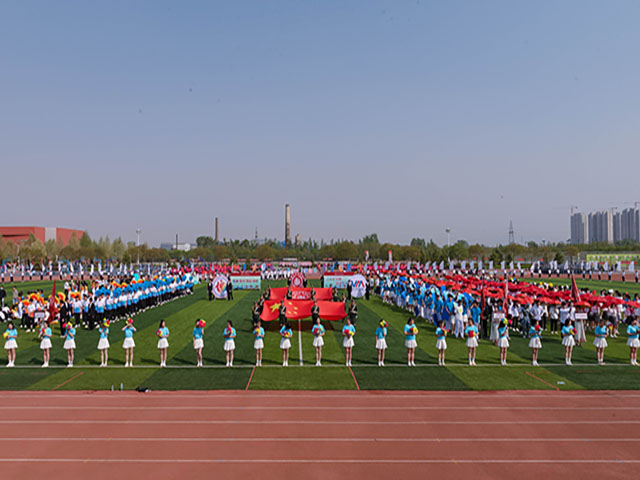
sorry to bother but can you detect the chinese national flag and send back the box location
[284,300,313,320]
[260,300,282,322]
[269,287,288,301]
[313,288,333,300]
[318,301,346,321]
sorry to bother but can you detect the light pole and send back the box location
[445,228,451,248]
[136,229,142,265]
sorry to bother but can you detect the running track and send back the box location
[1,390,639,479]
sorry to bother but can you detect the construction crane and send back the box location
[553,205,579,215]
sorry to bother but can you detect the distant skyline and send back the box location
[2,1,639,247]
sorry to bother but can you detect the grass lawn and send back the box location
[1,279,639,391]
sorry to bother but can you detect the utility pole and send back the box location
[136,229,142,264]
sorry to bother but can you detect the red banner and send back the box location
[318,301,346,321]
[260,300,314,321]
[269,287,288,301]
[290,287,312,300]
[314,288,333,300]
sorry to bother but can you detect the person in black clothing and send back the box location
[346,282,352,300]
[365,279,371,300]
[226,279,233,301]
[311,301,320,324]
[0,286,5,307]
[348,301,358,325]
[252,302,261,327]
[481,301,492,339]
[279,303,287,326]
[208,279,213,301]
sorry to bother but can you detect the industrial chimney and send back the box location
[285,204,291,246]
[215,217,219,244]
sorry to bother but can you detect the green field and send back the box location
[1,279,639,391]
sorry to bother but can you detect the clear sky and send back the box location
[1,1,639,247]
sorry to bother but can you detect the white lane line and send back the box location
[3,420,639,425]
[0,458,638,464]
[298,319,303,366]
[2,405,638,411]
[1,437,639,443]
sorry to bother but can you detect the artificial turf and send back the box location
[1,279,639,391]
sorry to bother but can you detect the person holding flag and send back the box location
[223,320,236,367]
[311,317,325,367]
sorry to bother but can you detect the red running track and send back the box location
[0,390,639,480]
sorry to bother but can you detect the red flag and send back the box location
[570,274,581,303]
[259,300,314,321]
[318,301,346,321]
[269,287,288,301]
[260,300,282,322]
[502,279,509,312]
[313,288,333,300]
[290,287,312,300]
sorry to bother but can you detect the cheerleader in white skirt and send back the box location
[193,319,205,367]
[342,318,356,367]
[156,320,170,367]
[435,321,447,366]
[464,322,479,366]
[376,320,388,367]
[311,318,325,366]
[404,318,418,367]
[497,319,510,366]
[4,321,18,367]
[63,321,77,368]
[253,320,265,367]
[627,318,640,366]
[223,320,236,367]
[561,320,576,366]
[528,320,542,366]
[97,321,110,367]
[280,322,293,366]
[593,320,608,365]
[40,321,53,368]
[122,319,136,367]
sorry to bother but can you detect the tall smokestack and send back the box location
[285,204,291,246]
[215,217,219,244]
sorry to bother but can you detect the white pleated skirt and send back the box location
[528,337,542,349]
[193,338,204,350]
[280,338,291,350]
[436,338,447,350]
[376,338,387,350]
[312,337,324,347]
[593,337,608,349]
[627,338,640,348]
[254,339,264,350]
[40,338,52,350]
[97,338,110,350]
[405,339,417,349]
[122,337,135,349]
[497,337,510,348]
[4,339,17,350]
[343,337,355,348]
[63,339,76,350]
[562,336,575,347]
[157,338,169,349]
[466,337,478,348]
[223,339,235,351]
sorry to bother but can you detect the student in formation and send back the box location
[593,318,608,365]
[561,319,576,366]
[311,317,325,366]
[97,320,110,367]
[3,321,18,367]
[627,317,639,366]
[193,319,205,367]
[122,318,136,367]
[376,320,388,367]
[40,320,53,367]
[63,321,77,368]
[223,320,236,367]
[404,317,418,367]
[435,320,447,366]
[464,319,479,366]
[497,318,510,366]
[157,320,170,367]
[528,319,542,366]
[342,318,356,367]
[280,321,293,366]
[253,320,265,367]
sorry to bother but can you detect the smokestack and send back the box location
[215,217,219,244]
[175,233,178,250]
[285,204,291,246]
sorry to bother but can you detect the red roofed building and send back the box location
[0,226,85,246]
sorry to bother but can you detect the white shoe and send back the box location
[282,362,286,367]
[381,361,384,366]
[7,362,14,368]
[67,363,73,368]
[229,362,233,367]
[42,362,48,368]
[412,361,416,367]
[318,362,321,366]
[408,362,412,367]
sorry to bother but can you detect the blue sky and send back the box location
[1,1,639,246]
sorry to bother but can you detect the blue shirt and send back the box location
[561,325,574,338]
[253,327,265,339]
[124,326,135,338]
[65,327,76,341]
[159,326,170,338]
[595,325,608,338]
[529,326,541,339]
[43,327,52,339]
[375,326,387,340]
[465,325,478,338]
[280,326,292,338]
[404,324,417,341]
[627,325,639,340]
[342,324,356,337]
[435,327,446,340]
[498,325,508,338]
[224,327,236,339]
[193,327,203,340]
[312,324,325,337]
[6,328,17,340]
[470,306,481,324]
[99,327,109,339]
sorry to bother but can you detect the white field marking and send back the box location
[1,437,639,443]
[0,458,639,464]
[3,420,640,425]
[3,405,638,412]
[298,319,303,366]
[2,362,638,368]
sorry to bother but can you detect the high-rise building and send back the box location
[613,212,622,244]
[284,204,291,246]
[588,210,614,244]
[570,213,588,244]
[621,208,640,242]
